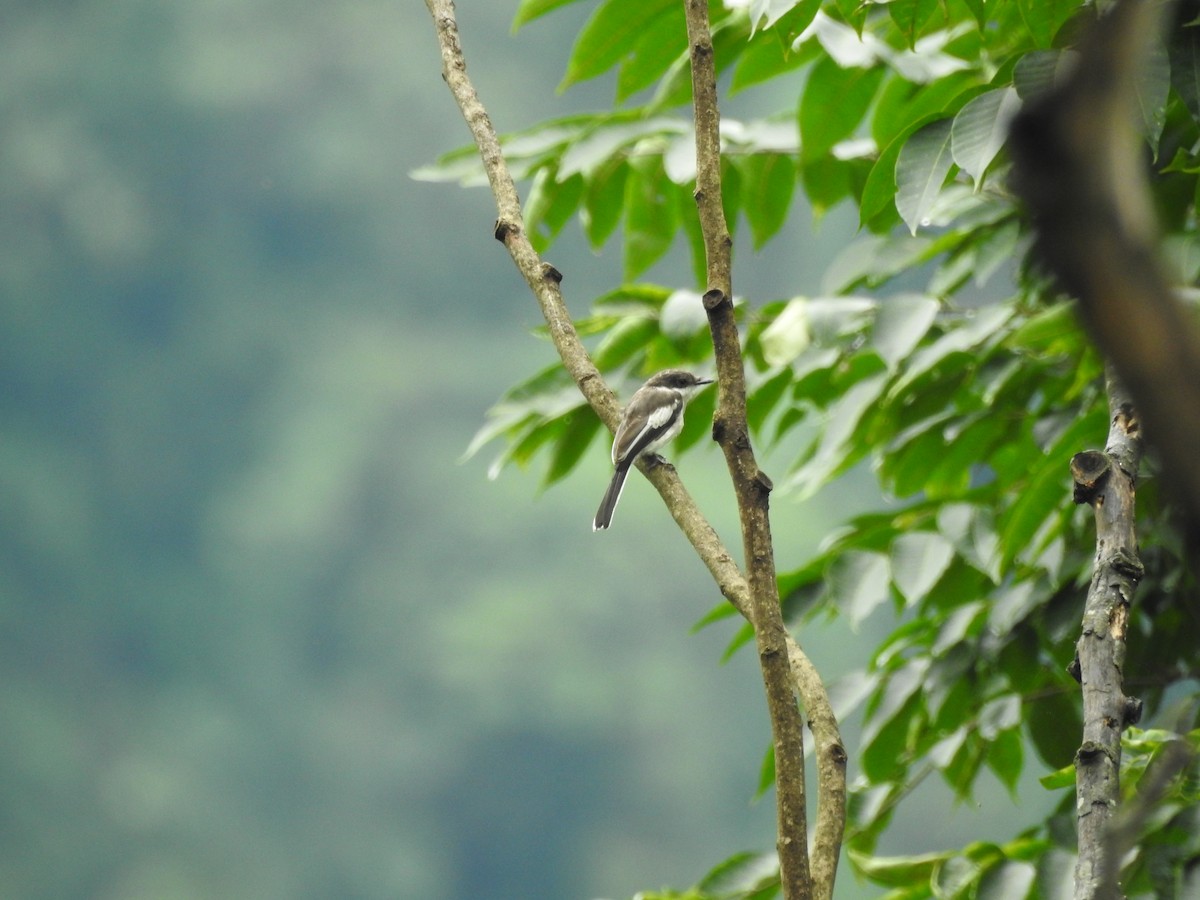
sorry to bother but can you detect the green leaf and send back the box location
[800,154,867,221]
[623,157,680,279]
[786,372,890,497]
[977,860,1037,900]
[1038,765,1075,790]
[1012,50,1078,101]
[513,0,586,30]
[895,118,956,235]
[582,158,629,249]
[999,406,1106,563]
[943,731,985,799]
[926,414,1009,499]
[544,407,602,485]
[1170,20,1200,120]
[738,153,797,248]
[758,298,811,366]
[560,0,677,91]
[822,232,939,292]
[1015,0,1080,49]
[756,741,776,799]
[860,114,944,230]
[951,87,1021,187]
[871,293,939,370]
[890,531,955,606]
[560,116,686,178]
[1028,689,1082,769]
[986,727,1025,797]
[884,417,953,499]
[978,694,1021,739]
[888,0,941,49]
[862,688,923,782]
[872,68,984,149]
[525,170,585,252]
[464,364,579,463]
[1005,301,1078,355]
[690,599,738,633]
[932,601,985,657]
[799,56,885,162]
[615,3,688,103]
[748,366,796,435]
[848,848,947,888]
[696,850,780,895]
[828,551,891,627]
[887,304,1013,401]
[722,620,756,662]
[732,0,821,94]
[591,316,660,370]
[1136,36,1171,159]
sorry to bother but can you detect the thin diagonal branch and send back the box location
[425,0,745,614]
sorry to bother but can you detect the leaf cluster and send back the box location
[429,0,1200,894]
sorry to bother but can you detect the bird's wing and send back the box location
[612,388,682,465]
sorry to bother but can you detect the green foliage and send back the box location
[430,0,1200,895]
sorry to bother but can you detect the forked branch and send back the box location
[424,1,843,897]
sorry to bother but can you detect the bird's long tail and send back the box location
[592,463,632,531]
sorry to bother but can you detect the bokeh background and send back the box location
[1,2,1050,898]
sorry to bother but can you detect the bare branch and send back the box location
[683,2,843,897]
[424,5,843,896]
[1067,369,1145,900]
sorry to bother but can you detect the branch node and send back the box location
[1071,450,1111,504]
[493,219,518,242]
[756,470,774,493]
[702,288,728,311]
[1111,551,1144,582]
[540,262,563,284]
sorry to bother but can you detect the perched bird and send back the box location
[592,369,714,531]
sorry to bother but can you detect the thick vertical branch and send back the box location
[1067,370,1145,900]
[683,3,843,898]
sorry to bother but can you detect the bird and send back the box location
[592,369,714,531]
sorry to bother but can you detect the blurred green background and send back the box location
[1,2,1048,898]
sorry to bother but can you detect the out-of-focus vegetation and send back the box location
[0,1,1066,898]
[0,2,831,898]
